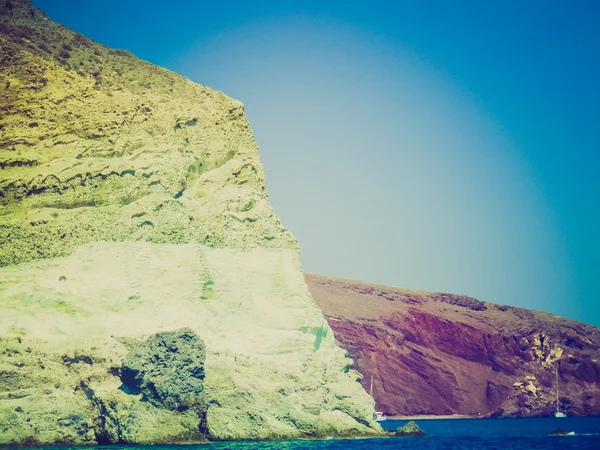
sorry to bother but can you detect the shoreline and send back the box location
[384,414,481,420]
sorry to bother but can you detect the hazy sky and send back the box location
[33,1,599,327]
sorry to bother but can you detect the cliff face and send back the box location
[0,1,380,445]
[0,0,295,261]
[307,274,600,418]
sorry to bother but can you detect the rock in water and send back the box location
[394,421,426,437]
[549,429,571,437]
[0,0,381,445]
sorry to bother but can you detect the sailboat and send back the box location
[555,366,566,418]
[370,375,387,421]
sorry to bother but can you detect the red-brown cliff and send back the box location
[306,274,600,418]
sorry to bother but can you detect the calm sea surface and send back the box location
[20,417,600,450]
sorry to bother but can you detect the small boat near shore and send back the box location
[555,366,567,418]
[370,375,388,421]
[375,411,387,422]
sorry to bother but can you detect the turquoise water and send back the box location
[15,417,600,449]
[383,416,600,438]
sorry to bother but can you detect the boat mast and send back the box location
[556,366,559,413]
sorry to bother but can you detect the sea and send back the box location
[17,417,600,450]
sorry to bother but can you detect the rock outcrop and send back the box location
[0,1,380,445]
[119,328,207,414]
[549,429,574,437]
[307,274,600,418]
[394,421,426,437]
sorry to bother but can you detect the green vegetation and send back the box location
[44,299,80,316]
[200,279,214,300]
[0,7,200,96]
[299,323,329,351]
[241,200,255,212]
[3,291,84,316]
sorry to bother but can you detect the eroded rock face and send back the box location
[120,329,207,413]
[83,329,208,444]
[0,1,380,444]
[307,274,600,418]
[0,2,296,265]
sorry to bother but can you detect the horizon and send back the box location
[31,0,600,327]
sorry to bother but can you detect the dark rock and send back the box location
[0,0,37,19]
[394,421,426,437]
[120,328,206,413]
[518,337,530,351]
[485,381,508,410]
[489,408,504,418]
[549,429,572,436]
[434,293,487,311]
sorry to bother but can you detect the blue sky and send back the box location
[33,1,600,327]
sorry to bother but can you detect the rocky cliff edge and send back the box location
[0,1,381,444]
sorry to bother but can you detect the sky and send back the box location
[33,1,600,327]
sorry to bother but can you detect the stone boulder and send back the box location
[394,421,426,437]
[549,429,574,436]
